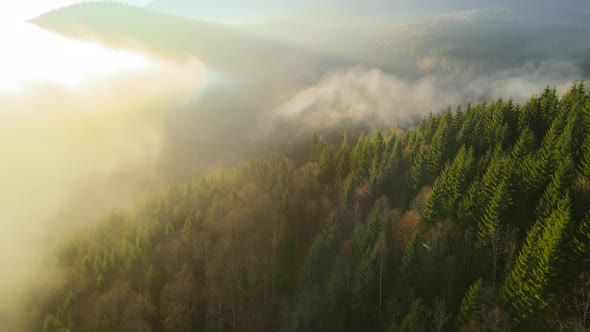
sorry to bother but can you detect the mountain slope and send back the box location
[27,83,590,332]
[31,2,590,79]
[147,0,296,22]
[29,2,341,76]
[29,2,362,190]
[146,0,590,21]
[240,6,590,77]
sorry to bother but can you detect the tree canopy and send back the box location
[30,83,590,332]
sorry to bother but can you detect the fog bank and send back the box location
[269,61,582,138]
[0,58,207,323]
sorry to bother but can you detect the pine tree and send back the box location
[372,131,385,162]
[510,125,535,161]
[324,259,349,331]
[336,131,352,181]
[300,213,340,287]
[536,157,575,221]
[318,146,337,185]
[398,298,426,332]
[351,131,368,177]
[409,145,426,192]
[483,100,510,150]
[456,279,485,328]
[276,221,297,298]
[519,124,559,199]
[539,86,560,131]
[561,83,587,159]
[476,178,511,287]
[519,95,543,144]
[399,232,417,306]
[422,178,444,224]
[560,82,586,118]
[456,103,476,148]
[423,145,474,223]
[502,195,571,325]
[425,114,449,182]
[579,130,590,177]
[457,178,481,226]
[574,212,590,272]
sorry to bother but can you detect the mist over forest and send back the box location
[28,1,590,178]
[1,1,590,331]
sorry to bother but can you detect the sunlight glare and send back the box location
[0,20,156,93]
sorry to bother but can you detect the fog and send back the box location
[0,54,207,323]
[262,61,580,142]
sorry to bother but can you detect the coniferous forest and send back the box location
[34,84,590,331]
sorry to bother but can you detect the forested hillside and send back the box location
[34,84,590,331]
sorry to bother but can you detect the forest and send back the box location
[32,83,590,331]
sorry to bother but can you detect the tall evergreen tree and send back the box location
[336,131,352,182]
[409,144,427,193]
[511,125,536,161]
[425,113,449,182]
[578,130,590,177]
[476,178,511,287]
[423,145,474,223]
[300,213,341,288]
[574,212,590,272]
[318,146,337,185]
[502,195,572,325]
[536,157,575,221]
[456,279,485,328]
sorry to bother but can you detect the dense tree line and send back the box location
[33,83,590,331]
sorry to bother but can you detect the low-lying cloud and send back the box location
[0,58,207,325]
[270,60,582,137]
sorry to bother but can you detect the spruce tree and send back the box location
[574,212,590,272]
[409,145,426,193]
[399,232,418,306]
[519,123,559,200]
[318,146,337,185]
[511,125,536,161]
[456,279,485,328]
[536,157,575,221]
[502,195,572,325]
[578,130,590,177]
[336,131,352,181]
[351,131,368,177]
[398,298,426,332]
[425,114,449,182]
[423,146,474,223]
[476,178,511,287]
[300,213,340,288]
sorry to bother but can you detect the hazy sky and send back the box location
[0,1,158,93]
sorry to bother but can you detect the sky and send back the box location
[0,1,157,93]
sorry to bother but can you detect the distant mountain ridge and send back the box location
[28,1,356,186]
[146,0,589,22]
[29,2,343,76]
[31,1,590,79]
[147,0,298,22]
